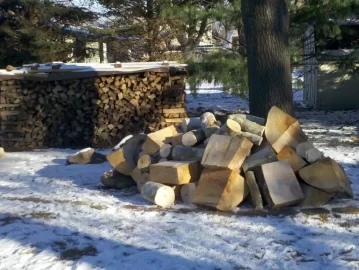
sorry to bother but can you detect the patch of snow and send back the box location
[0,84,358,269]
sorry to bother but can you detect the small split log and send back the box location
[229,113,265,126]
[200,112,220,137]
[245,171,263,210]
[237,132,263,146]
[276,145,307,172]
[201,134,253,170]
[141,182,175,207]
[0,147,5,158]
[298,158,341,193]
[142,125,178,155]
[182,129,206,146]
[122,134,147,172]
[181,117,201,133]
[255,160,305,208]
[171,145,205,161]
[229,114,265,137]
[242,146,278,173]
[193,168,249,211]
[181,183,197,204]
[299,183,334,207]
[137,154,153,172]
[172,185,183,202]
[159,144,172,159]
[106,148,131,175]
[67,148,106,165]
[101,170,136,190]
[150,160,201,185]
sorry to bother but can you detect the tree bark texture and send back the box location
[242,0,294,118]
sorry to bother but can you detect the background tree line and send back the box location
[1,0,358,116]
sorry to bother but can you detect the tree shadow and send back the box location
[0,213,220,270]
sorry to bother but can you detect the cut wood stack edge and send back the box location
[0,62,187,150]
[102,106,354,211]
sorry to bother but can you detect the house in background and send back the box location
[303,20,359,110]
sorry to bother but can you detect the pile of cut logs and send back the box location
[102,106,353,210]
[0,68,186,150]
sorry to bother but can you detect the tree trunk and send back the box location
[241,0,293,118]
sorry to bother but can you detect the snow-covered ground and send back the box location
[0,88,359,269]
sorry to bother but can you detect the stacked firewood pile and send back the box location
[0,62,187,150]
[103,106,353,210]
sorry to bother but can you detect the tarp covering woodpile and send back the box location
[101,107,353,211]
[0,62,187,150]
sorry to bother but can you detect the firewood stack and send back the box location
[104,106,354,211]
[0,62,187,150]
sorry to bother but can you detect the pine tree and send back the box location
[0,0,97,67]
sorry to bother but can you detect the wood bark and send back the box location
[242,0,293,117]
[242,146,278,172]
[171,145,205,161]
[141,182,175,207]
[182,129,206,146]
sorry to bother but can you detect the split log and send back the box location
[201,134,253,170]
[106,148,131,175]
[271,121,308,153]
[298,158,341,193]
[159,144,172,159]
[242,146,277,172]
[181,183,197,204]
[101,170,136,189]
[67,148,107,165]
[142,125,178,155]
[200,112,220,137]
[150,160,201,185]
[0,147,5,158]
[255,160,305,208]
[265,106,298,146]
[172,185,182,202]
[332,160,354,198]
[228,113,265,126]
[193,168,248,211]
[159,158,168,162]
[171,145,205,161]
[299,183,334,207]
[182,129,206,146]
[181,117,201,133]
[229,114,265,137]
[245,171,263,210]
[141,182,175,207]
[276,145,307,172]
[299,158,353,197]
[237,132,263,146]
[137,154,152,172]
[122,134,147,171]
